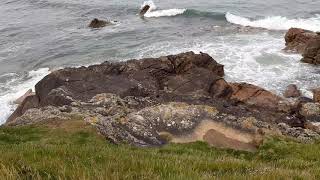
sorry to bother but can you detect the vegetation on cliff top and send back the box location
[0,118,319,179]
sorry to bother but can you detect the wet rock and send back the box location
[88,18,110,28]
[284,84,301,98]
[139,5,150,16]
[313,88,320,103]
[284,28,318,53]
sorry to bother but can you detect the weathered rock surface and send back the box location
[300,103,320,122]
[284,28,318,54]
[301,36,320,65]
[6,52,320,150]
[314,88,320,103]
[229,83,282,109]
[284,28,320,65]
[284,84,301,98]
[14,89,35,104]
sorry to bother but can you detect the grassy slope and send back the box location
[0,119,319,179]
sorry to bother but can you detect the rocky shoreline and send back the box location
[5,29,320,151]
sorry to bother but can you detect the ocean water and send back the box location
[0,0,320,123]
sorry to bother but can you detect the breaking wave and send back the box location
[141,0,186,18]
[0,68,50,124]
[226,12,320,31]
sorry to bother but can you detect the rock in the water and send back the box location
[284,28,318,54]
[139,5,150,16]
[313,88,320,103]
[284,84,301,98]
[88,18,109,28]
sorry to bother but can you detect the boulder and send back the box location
[88,18,110,28]
[284,28,318,54]
[284,84,301,98]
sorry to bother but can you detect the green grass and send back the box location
[0,119,319,179]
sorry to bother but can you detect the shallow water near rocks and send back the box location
[0,0,320,123]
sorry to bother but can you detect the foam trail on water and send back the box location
[144,9,186,18]
[0,68,50,124]
[141,0,186,18]
[226,12,320,31]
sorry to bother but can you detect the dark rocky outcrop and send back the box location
[284,84,301,98]
[88,18,110,28]
[6,52,320,149]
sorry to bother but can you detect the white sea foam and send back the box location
[0,68,50,124]
[144,9,186,18]
[226,12,320,32]
[141,0,186,18]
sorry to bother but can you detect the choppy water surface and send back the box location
[0,0,320,123]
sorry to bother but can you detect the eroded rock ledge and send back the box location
[5,52,320,151]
